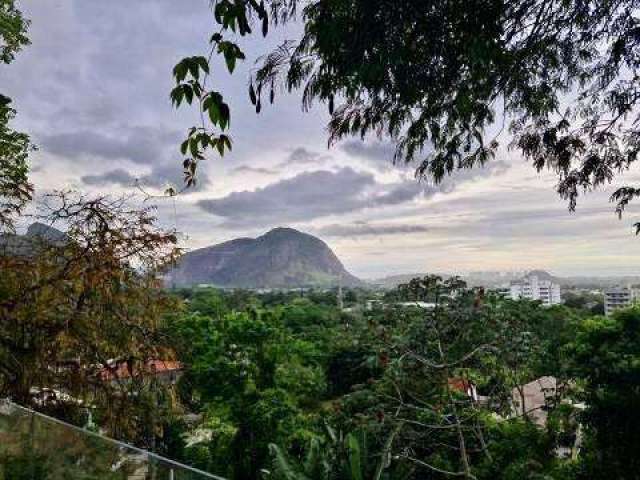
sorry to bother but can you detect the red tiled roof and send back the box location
[99,360,182,381]
[448,377,473,393]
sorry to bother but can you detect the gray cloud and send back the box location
[231,166,280,175]
[197,167,377,227]
[51,123,213,191]
[315,222,430,238]
[341,141,512,188]
[289,147,326,164]
[374,181,432,205]
[341,141,398,167]
[81,162,210,191]
[82,168,135,187]
[275,147,330,169]
[197,159,510,228]
[40,126,180,165]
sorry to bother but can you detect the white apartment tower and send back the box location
[505,274,561,306]
[604,286,636,316]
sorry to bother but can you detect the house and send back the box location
[99,359,183,385]
[511,376,558,426]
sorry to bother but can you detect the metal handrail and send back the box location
[0,399,227,480]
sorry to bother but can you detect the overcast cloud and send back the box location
[4,0,640,277]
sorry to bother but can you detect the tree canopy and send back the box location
[175,0,640,229]
[0,0,32,231]
[0,192,180,443]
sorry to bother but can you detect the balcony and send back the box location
[0,400,223,480]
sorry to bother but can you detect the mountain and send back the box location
[25,222,67,243]
[166,227,361,288]
[0,222,67,256]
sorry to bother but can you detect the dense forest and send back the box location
[155,281,640,480]
[4,237,640,480]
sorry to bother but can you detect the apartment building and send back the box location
[500,274,562,306]
[604,286,636,316]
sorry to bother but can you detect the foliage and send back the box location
[175,0,640,229]
[168,299,336,480]
[566,307,640,479]
[0,0,32,231]
[1,263,626,479]
[0,192,181,445]
[0,0,29,64]
[324,276,580,479]
[474,420,570,480]
[267,425,411,480]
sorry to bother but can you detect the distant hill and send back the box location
[370,273,438,289]
[166,227,361,288]
[371,269,640,289]
[0,222,67,256]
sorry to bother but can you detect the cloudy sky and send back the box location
[3,0,640,278]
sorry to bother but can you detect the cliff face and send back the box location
[166,227,361,288]
[0,222,67,256]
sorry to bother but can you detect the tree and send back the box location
[567,307,640,479]
[0,0,29,64]
[0,1,32,231]
[169,306,326,480]
[175,0,640,229]
[329,276,575,479]
[0,191,181,444]
[267,425,411,480]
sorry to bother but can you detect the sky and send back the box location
[3,0,640,279]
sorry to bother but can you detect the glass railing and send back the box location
[0,400,225,480]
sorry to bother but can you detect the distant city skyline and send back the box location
[5,1,640,278]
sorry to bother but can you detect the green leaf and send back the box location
[346,434,363,480]
[207,101,221,126]
[220,134,232,151]
[195,56,210,75]
[189,137,199,158]
[173,60,188,82]
[225,51,237,73]
[183,84,194,104]
[187,58,199,80]
[170,86,184,107]
[219,103,230,130]
[373,423,402,480]
[268,444,305,480]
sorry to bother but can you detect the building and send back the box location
[396,301,437,309]
[604,286,636,316]
[511,376,559,427]
[99,359,183,385]
[502,274,561,306]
